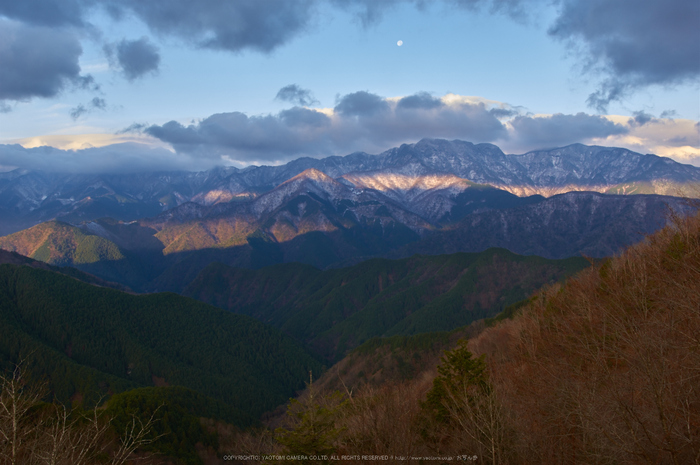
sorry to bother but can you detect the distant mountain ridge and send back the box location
[1,138,697,292]
[1,139,698,235]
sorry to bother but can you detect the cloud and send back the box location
[507,113,629,150]
[628,110,655,127]
[275,84,319,106]
[396,92,444,110]
[447,0,544,22]
[3,0,695,114]
[549,0,700,111]
[0,0,87,28]
[329,0,415,27]
[335,91,391,117]
[660,110,678,119]
[3,91,699,171]
[596,115,700,164]
[0,142,213,173]
[0,19,93,104]
[116,122,148,134]
[143,91,508,163]
[90,96,106,110]
[70,105,88,120]
[144,109,335,162]
[104,37,160,81]
[110,0,316,53]
[2,0,317,59]
[70,97,107,120]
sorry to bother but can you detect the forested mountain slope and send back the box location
[184,248,588,360]
[0,264,322,424]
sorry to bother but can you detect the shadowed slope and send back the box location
[184,249,589,360]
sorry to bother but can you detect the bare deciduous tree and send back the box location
[0,365,159,465]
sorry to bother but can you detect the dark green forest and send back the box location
[0,263,322,423]
[184,248,588,360]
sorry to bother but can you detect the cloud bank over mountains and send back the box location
[1,91,697,173]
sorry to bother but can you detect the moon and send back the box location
[397,40,403,47]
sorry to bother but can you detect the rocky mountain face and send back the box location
[1,139,698,236]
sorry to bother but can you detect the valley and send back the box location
[0,139,698,464]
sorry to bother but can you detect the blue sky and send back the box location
[0,0,698,172]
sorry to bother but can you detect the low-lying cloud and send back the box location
[143,92,509,163]
[508,113,629,150]
[0,143,208,174]
[2,92,697,173]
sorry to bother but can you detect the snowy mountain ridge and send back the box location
[1,138,698,235]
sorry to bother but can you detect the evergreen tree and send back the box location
[276,373,346,464]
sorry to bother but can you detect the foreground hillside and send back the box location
[466,209,700,462]
[238,210,699,464]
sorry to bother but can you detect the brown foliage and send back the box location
[471,210,700,464]
[227,209,700,465]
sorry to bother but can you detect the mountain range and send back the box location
[1,139,697,292]
[1,139,698,236]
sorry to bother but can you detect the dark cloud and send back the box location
[0,19,92,103]
[489,107,519,118]
[279,107,331,128]
[275,85,319,106]
[329,0,417,27]
[144,109,335,160]
[0,143,211,173]
[104,37,160,81]
[111,0,315,53]
[660,110,678,119]
[70,97,107,120]
[70,104,88,120]
[116,122,148,134]
[628,110,655,127]
[0,0,88,27]
[396,92,443,110]
[448,0,539,22]
[144,91,507,162]
[335,91,391,117]
[91,96,106,110]
[3,0,315,55]
[509,113,629,149]
[549,0,700,111]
